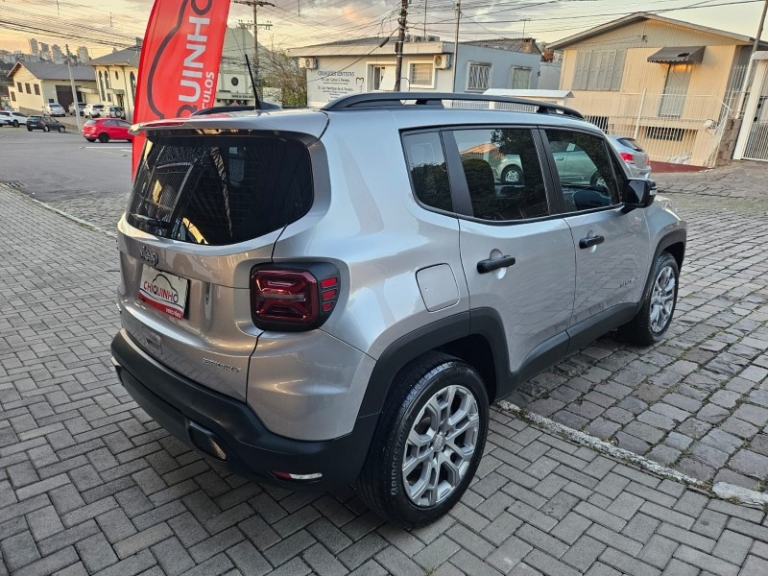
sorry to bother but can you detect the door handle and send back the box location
[579,235,605,249]
[477,255,516,274]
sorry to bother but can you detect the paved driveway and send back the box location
[1,158,768,575]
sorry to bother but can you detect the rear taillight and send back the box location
[250,263,340,331]
[620,152,635,163]
[647,158,652,167]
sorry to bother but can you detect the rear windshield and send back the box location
[617,138,643,152]
[84,120,97,126]
[126,135,313,246]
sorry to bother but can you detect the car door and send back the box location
[446,126,577,385]
[543,128,651,333]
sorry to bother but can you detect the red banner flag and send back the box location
[132,0,232,174]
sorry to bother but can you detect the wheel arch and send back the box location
[358,309,508,419]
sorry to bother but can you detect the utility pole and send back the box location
[738,0,768,114]
[65,45,82,133]
[451,0,461,92]
[394,0,409,91]
[234,0,274,87]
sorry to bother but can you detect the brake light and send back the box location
[620,152,635,163]
[647,158,652,167]
[250,264,340,331]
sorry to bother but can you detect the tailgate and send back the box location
[117,128,315,401]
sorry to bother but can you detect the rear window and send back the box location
[84,120,97,126]
[616,138,643,152]
[126,135,313,246]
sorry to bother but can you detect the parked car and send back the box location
[609,135,652,179]
[0,115,11,127]
[69,102,86,116]
[44,103,66,117]
[0,111,27,127]
[26,115,66,133]
[82,118,133,143]
[111,92,686,529]
[105,106,126,119]
[84,103,105,118]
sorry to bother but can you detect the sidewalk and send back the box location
[0,184,767,576]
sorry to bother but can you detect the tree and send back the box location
[261,49,307,108]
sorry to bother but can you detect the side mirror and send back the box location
[623,179,655,211]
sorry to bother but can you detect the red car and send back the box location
[82,118,133,143]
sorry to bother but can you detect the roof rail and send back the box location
[322,92,585,119]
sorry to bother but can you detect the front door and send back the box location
[543,129,651,330]
[448,127,576,379]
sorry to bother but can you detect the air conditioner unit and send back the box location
[299,57,317,70]
[433,54,451,69]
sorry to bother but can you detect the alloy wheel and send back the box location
[402,385,480,507]
[650,264,676,333]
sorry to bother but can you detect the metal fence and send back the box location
[574,92,732,167]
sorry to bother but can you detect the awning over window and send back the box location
[647,46,705,64]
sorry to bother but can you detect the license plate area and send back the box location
[138,266,189,319]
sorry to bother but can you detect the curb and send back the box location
[0,183,118,239]
[498,400,768,509]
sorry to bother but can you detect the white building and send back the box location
[77,47,90,64]
[7,61,98,113]
[88,27,260,121]
[287,36,542,108]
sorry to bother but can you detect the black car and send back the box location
[26,116,66,133]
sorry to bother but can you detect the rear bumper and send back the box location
[111,329,379,491]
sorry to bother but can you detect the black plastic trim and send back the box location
[566,303,637,354]
[112,330,376,491]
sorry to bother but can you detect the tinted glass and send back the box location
[546,130,621,212]
[452,128,548,221]
[403,132,453,212]
[127,135,313,245]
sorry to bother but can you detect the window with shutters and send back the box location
[510,67,532,89]
[467,63,491,92]
[409,63,434,87]
[572,49,626,91]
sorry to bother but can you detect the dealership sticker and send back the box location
[139,266,188,319]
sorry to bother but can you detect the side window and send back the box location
[452,128,549,221]
[546,130,621,212]
[403,132,453,212]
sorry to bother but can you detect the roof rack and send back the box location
[322,92,584,119]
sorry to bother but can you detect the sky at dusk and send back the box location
[2,0,767,58]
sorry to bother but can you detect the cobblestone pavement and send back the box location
[655,161,768,200]
[2,168,768,575]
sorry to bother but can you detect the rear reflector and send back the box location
[272,471,323,482]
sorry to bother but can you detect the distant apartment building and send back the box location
[51,45,64,64]
[29,39,39,58]
[77,46,89,64]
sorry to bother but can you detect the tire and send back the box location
[27,126,33,131]
[58,126,65,133]
[619,251,679,346]
[43,125,50,132]
[86,138,96,142]
[500,164,523,185]
[12,120,19,127]
[355,352,489,528]
[98,133,109,143]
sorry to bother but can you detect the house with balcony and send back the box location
[549,12,767,167]
[287,36,541,108]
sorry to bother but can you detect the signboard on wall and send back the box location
[309,69,365,104]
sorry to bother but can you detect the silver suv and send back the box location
[111,93,686,528]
